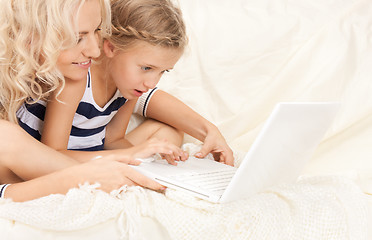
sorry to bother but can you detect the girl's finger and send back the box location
[164,154,177,165]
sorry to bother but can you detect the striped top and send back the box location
[67,71,127,150]
[17,70,127,151]
[0,184,10,198]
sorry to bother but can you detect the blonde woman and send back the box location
[0,0,168,202]
[19,0,234,167]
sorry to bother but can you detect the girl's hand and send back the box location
[120,138,188,166]
[195,127,234,166]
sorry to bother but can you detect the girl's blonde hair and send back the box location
[109,0,187,52]
[0,0,111,123]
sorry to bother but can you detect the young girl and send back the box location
[18,0,234,166]
[0,0,171,202]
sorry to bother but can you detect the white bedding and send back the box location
[1,172,370,239]
[1,0,372,239]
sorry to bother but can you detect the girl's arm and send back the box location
[145,90,234,165]
[42,87,184,163]
[104,99,137,149]
[41,77,86,150]
[103,100,186,166]
[40,78,110,162]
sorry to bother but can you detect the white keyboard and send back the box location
[169,168,237,194]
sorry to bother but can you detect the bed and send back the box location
[1,0,372,239]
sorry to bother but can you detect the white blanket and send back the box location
[0,144,371,239]
[0,162,370,240]
[2,0,372,238]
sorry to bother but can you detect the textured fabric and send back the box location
[0,145,370,240]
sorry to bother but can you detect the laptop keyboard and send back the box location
[169,168,237,194]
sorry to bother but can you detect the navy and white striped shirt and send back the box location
[17,70,127,151]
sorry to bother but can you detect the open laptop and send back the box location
[132,102,339,203]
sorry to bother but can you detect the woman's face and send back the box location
[56,0,102,81]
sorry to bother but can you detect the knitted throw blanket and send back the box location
[0,144,370,240]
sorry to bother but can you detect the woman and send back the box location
[0,0,167,202]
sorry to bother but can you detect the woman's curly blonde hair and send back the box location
[109,0,188,52]
[0,0,111,123]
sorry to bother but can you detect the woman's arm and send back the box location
[0,119,77,181]
[0,121,165,202]
[145,90,234,165]
[3,155,165,202]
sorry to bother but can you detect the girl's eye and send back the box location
[141,66,151,71]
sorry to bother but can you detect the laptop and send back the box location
[132,102,339,203]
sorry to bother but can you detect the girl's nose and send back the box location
[144,76,160,89]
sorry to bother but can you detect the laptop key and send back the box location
[170,169,236,191]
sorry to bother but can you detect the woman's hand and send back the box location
[4,154,166,202]
[69,155,166,192]
[195,126,234,166]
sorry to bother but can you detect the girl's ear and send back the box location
[103,40,116,58]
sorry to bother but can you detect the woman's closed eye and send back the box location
[77,27,101,44]
[77,36,83,44]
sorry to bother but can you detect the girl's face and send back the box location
[56,0,102,81]
[105,40,183,99]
